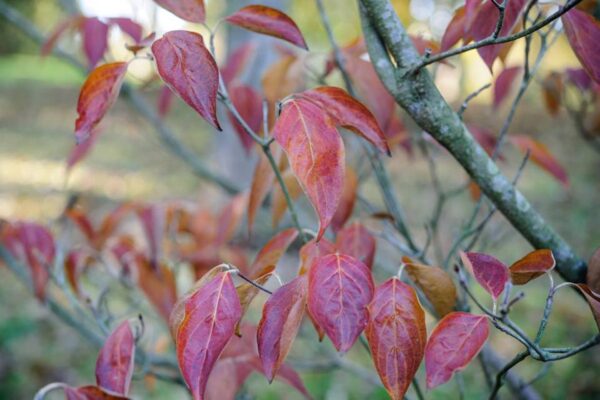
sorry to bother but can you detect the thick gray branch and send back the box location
[359,0,586,283]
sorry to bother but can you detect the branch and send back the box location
[359,0,587,284]
[410,0,582,72]
[0,0,239,195]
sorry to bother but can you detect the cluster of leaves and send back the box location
[3,0,600,399]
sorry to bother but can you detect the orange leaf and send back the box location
[404,261,457,317]
[249,228,298,278]
[509,249,555,285]
[509,135,569,188]
[248,150,276,234]
[75,62,128,143]
[271,168,302,228]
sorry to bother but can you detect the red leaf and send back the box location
[335,222,376,270]
[300,86,390,154]
[509,135,569,187]
[441,7,468,52]
[1,221,54,301]
[227,84,263,152]
[425,312,489,389]
[95,321,135,395]
[64,385,129,400]
[493,66,522,108]
[154,0,206,23]
[258,275,307,381]
[221,42,257,86]
[460,251,508,300]
[157,85,176,118]
[75,62,128,144]
[307,253,374,352]
[225,5,308,50]
[330,167,358,233]
[273,98,345,240]
[109,18,143,43]
[249,228,298,278]
[470,0,527,70]
[82,17,110,69]
[366,278,426,400]
[562,8,600,84]
[175,271,242,399]
[152,31,221,130]
[509,249,555,285]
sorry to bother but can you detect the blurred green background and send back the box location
[1,0,599,399]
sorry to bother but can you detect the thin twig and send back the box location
[409,0,582,72]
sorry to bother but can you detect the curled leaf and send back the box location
[576,284,600,331]
[307,253,374,352]
[425,312,489,389]
[460,251,508,300]
[152,31,221,130]
[509,249,555,285]
[404,261,457,317]
[366,278,426,400]
[273,98,345,240]
[586,247,600,293]
[225,5,308,50]
[300,86,390,154]
[258,275,307,381]
[95,321,135,395]
[75,62,128,144]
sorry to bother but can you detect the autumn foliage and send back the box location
[1,1,600,399]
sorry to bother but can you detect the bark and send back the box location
[358,0,586,283]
